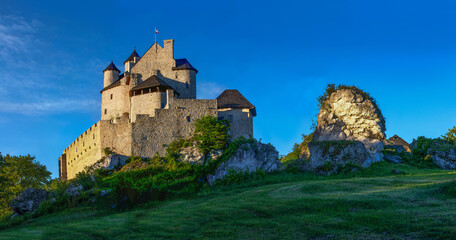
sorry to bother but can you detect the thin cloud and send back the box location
[0,15,40,59]
[197,81,225,99]
[0,99,99,115]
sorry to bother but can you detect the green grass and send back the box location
[2,162,456,239]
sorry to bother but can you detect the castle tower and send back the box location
[124,49,140,73]
[103,61,120,87]
[172,58,197,99]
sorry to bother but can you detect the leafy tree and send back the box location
[442,126,456,144]
[0,153,51,217]
[193,116,230,165]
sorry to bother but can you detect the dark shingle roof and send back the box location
[103,61,120,72]
[100,73,125,93]
[388,135,409,147]
[173,58,198,73]
[216,89,256,116]
[130,75,177,93]
[123,49,140,64]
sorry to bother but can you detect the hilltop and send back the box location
[1,162,456,239]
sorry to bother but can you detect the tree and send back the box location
[442,126,456,144]
[0,153,51,217]
[193,116,230,165]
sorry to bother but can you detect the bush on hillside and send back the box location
[403,136,456,168]
[281,133,314,164]
[442,126,456,144]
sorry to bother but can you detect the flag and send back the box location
[155,28,159,34]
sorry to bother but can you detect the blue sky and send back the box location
[1,0,456,178]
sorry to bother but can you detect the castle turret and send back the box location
[124,49,140,73]
[173,58,197,99]
[103,61,120,87]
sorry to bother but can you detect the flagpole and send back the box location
[154,27,157,53]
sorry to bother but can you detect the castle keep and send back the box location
[58,39,256,180]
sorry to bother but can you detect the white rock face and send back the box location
[310,88,386,169]
[93,154,129,170]
[430,149,456,170]
[207,142,280,184]
[179,146,223,165]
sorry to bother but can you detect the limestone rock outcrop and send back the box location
[309,86,386,171]
[65,185,83,197]
[409,138,456,170]
[179,146,223,165]
[10,188,48,215]
[207,142,280,184]
[432,149,456,169]
[92,154,129,170]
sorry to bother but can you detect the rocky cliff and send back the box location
[309,86,386,172]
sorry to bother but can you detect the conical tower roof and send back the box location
[103,61,120,72]
[124,49,140,64]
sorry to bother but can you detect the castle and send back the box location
[58,39,256,180]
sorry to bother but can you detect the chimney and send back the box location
[163,39,174,59]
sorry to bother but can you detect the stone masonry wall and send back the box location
[131,41,176,87]
[99,116,132,157]
[61,122,102,180]
[130,92,166,122]
[130,40,196,99]
[218,108,254,140]
[131,94,218,157]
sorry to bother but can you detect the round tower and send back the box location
[173,58,198,99]
[103,61,120,87]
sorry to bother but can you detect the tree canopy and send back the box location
[193,116,230,164]
[0,153,51,217]
[442,126,456,144]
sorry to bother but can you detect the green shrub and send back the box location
[442,126,456,144]
[403,136,454,168]
[103,147,113,156]
[75,171,98,190]
[282,133,314,164]
[217,168,268,186]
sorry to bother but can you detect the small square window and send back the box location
[104,109,107,115]
[186,116,191,122]
[110,94,113,99]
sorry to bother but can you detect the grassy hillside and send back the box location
[1,162,456,239]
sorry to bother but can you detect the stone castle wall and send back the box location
[218,108,254,140]
[130,92,166,122]
[131,93,217,157]
[99,116,132,157]
[61,122,102,180]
